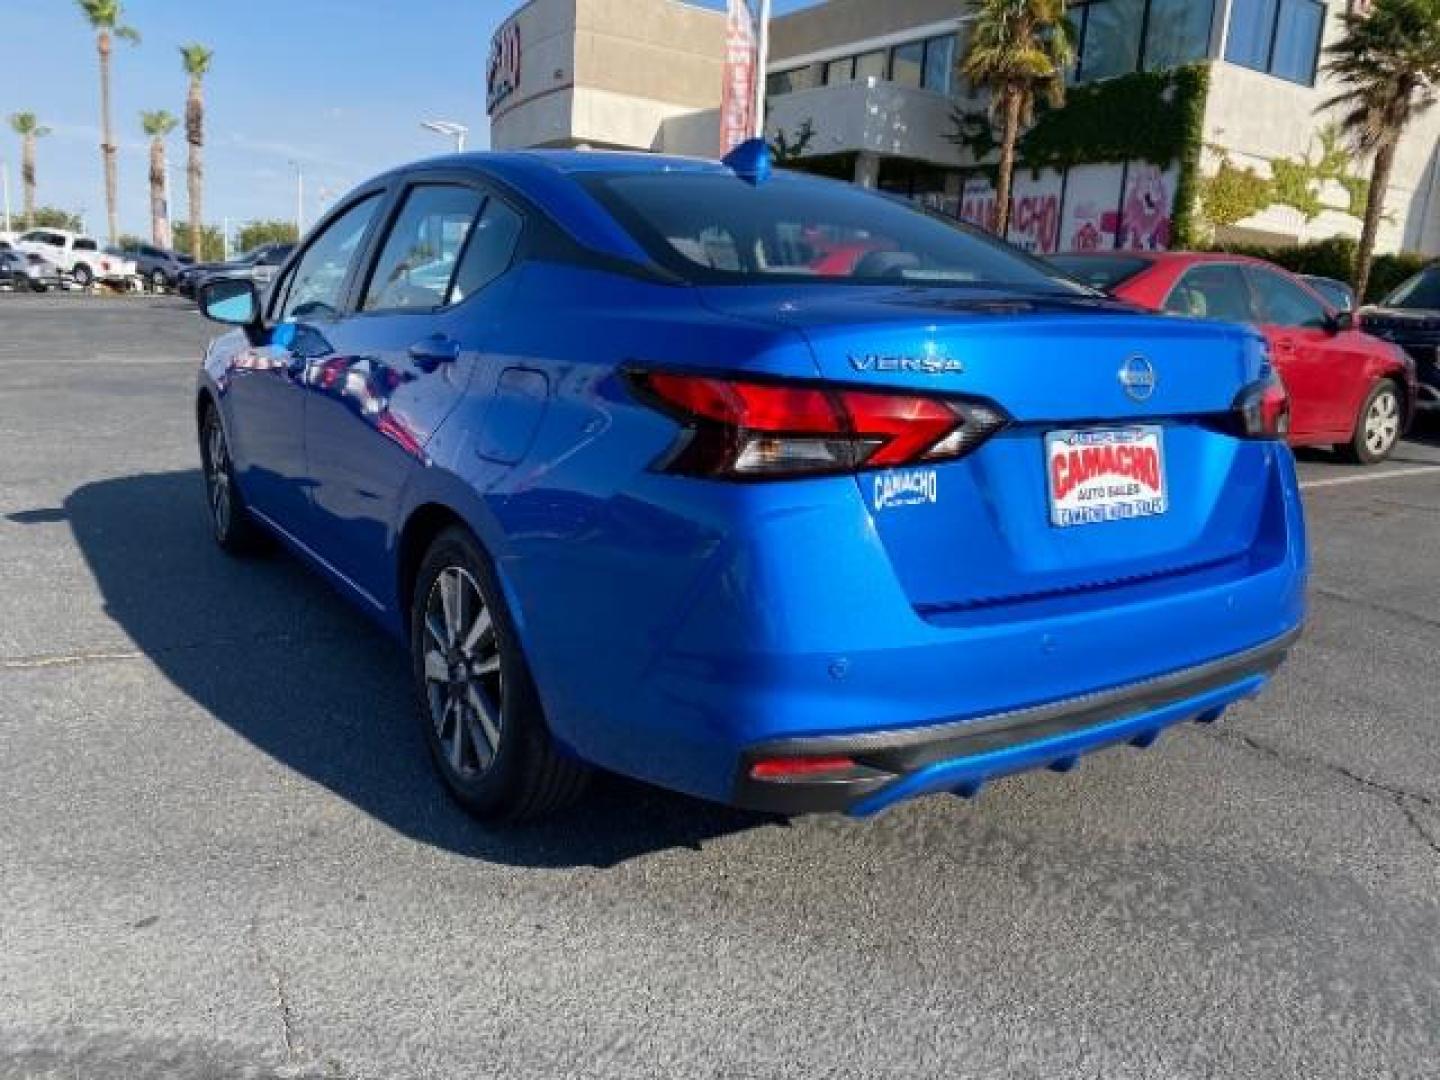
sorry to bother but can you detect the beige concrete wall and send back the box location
[1203,0,1440,254]
[770,0,961,61]
[573,0,724,109]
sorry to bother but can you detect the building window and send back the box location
[1071,0,1214,81]
[923,34,957,95]
[823,56,854,85]
[891,39,925,88]
[1143,0,1215,71]
[767,65,820,98]
[1225,0,1326,85]
[1077,0,1145,81]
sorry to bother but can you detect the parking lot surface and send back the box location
[2,294,1438,1079]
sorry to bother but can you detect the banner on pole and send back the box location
[719,0,758,156]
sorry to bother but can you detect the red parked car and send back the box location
[1050,252,1416,464]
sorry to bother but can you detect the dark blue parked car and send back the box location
[194,146,1306,822]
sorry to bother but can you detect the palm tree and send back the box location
[76,0,140,245]
[960,0,1075,236]
[180,44,214,261]
[8,112,51,227]
[140,110,178,249]
[1324,0,1440,301]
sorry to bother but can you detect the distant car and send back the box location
[1050,251,1415,464]
[0,248,65,292]
[1359,264,1440,414]
[192,150,1304,822]
[14,228,134,288]
[119,242,190,291]
[1301,274,1357,313]
[180,243,294,298]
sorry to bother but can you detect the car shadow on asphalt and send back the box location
[52,470,779,869]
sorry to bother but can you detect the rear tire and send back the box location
[150,268,168,292]
[1337,379,1402,465]
[199,403,265,554]
[410,526,590,821]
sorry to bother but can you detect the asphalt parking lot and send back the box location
[2,294,1439,1080]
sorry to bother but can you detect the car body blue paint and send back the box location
[199,151,1306,816]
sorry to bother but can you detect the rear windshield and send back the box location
[583,171,1083,292]
[1383,267,1440,310]
[1047,254,1153,291]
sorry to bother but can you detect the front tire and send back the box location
[71,262,94,289]
[199,404,264,554]
[410,527,589,821]
[150,268,168,292]
[1338,379,1403,464]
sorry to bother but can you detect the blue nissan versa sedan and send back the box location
[194,144,1306,821]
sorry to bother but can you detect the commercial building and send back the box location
[488,0,1440,256]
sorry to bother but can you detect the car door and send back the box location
[302,177,525,603]
[1243,265,1362,439]
[226,192,385,542]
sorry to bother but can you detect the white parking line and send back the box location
[1300,466,1440,491]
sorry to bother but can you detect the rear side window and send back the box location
[1164,264,1254,323]
[74,238,98,251]
[451,198,522,302]
[583,171,1080,291]
[1246,266,1327,328]
[363,185,485,312]
[279,195,382,321]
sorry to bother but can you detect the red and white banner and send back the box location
[719,0,758,156]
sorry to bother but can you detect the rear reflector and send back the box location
[749,756,860,781]
[629,370,1008,479]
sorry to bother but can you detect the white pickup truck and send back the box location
[13,228,139,289]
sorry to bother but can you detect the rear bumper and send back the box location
[731,626,1298,815]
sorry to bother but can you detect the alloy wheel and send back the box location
[1364,389,1400,458]
[204,415,232,537]
[422,566,504,778]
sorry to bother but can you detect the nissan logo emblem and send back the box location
[1118,355,1157,402]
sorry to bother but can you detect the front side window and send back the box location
[74,238,99,251]
[1383,267,1440,310]
[1163,264,1255,323]
[1246,266,1327,328]
[279,194,381,322]
[584,171,1083,291]
[363,185,485,312]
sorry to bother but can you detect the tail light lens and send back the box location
[1234,371,1290,439]
[629,370,1009,479]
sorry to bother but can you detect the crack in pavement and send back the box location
[1310,584,1440,634]
[1,630,359,672]
[1209,727,1440,859]
[248,915,300,1068]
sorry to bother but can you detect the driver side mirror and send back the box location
[198,277,261,328]
[1326,309,1355,334]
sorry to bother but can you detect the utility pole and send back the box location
[222,216,230,259]
[751,0,771,141]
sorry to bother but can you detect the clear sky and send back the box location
[0,0,820,240]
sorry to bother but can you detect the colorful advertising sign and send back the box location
[719,0,758,155]
[958,175,998,233]
[1117,163,1179,252]
[1059,164,1124,253]
[1006,170,1064,255]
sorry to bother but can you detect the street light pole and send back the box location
[289,160,305,235]
[1,160,11,234]
[421,120,469,153]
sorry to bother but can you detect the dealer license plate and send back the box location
[1045,426,1168,528]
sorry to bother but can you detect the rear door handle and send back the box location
[408,335,461,371]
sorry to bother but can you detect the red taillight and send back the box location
[1234,371,1290,439]
[749,755,859,780]
[630,370,1008,479]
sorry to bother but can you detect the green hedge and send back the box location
[1203,236,1430,302]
